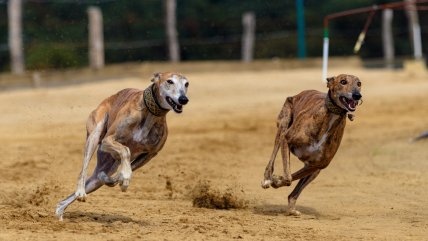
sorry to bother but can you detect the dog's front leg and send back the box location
[100,135,132,192]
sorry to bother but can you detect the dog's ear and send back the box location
[151,72,161,82]
[326,76,335,88]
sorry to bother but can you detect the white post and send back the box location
[405,0,423,60]
[8,0,24,74]
[242,12,256,62]
[382,9,395,69]
[88,6,104,70]
[165,0,180,62]
[412,25,422,59]
[322,37,329,82]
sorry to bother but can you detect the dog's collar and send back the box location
[143,84,169,117]
[325,90,347,116]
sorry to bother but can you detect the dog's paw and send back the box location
[270,175,291,188]
[55,205,64,221]
[283,175,292,186]
[118,173,131,192]
[75,190,87,202]
[119,179,129,192]
[287,209,301,216]
[271,175,285,189]
[261,179,272,189]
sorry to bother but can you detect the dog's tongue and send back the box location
[348,99,356,109]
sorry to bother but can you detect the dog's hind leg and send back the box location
[56,176,103,221]
[262,97,293,189]
[55,176,105,221]
[270,140,292,188]
[95,149,121,187]
[99,152,156,186]
[75,111,107,202]
[287,169,320,216]
[55,150,119,221]
[261,129,282,189]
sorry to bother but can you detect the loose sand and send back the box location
[0,66,427,240]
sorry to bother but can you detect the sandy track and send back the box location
[0,67,427,240]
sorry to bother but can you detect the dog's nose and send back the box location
[352,92,362,100]
[178,96,189,105]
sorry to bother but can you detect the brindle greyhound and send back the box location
[55,72,189,221]
[262,74,362,216]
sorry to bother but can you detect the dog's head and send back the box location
[326,74,362,112]
[152,72,189,114]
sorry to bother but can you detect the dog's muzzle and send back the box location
[178,95,189,105]
[352,92,362,101]
[339,95,358,112]
[166,95,189,113]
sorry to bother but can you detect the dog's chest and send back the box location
[292,134,329,161]
[131,117,167,149]
[132,126,164,145]
[290,115,343,161]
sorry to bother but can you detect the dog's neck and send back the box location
[143,84,169,117]
[325,90,347,116]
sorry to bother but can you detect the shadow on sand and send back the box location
[65,210,149,225]
[253,204,321,217]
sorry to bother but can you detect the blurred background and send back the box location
[0,0,427,73]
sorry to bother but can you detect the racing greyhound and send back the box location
[262,74,362,215]
[55,72,189,221]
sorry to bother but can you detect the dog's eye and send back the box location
[340,79,347,85]
[167,80,174,84]
[357,82,361,87]
[185,82,189,88]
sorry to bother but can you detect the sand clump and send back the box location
[190,180,247,209]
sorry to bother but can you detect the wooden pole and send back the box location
[242,12,255,62]
[8,0,24,74]
[382,9,395,68]
[88,6,104,70]
[165,0,180,62]
[405,0,423,60]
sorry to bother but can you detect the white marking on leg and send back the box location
[261,179,272,189]
[118,146,132,192]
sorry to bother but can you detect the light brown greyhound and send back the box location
[262,74,362,215]
[55,72,189,221]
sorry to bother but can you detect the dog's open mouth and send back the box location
[339,96,357,112]
[166,96,183,113]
